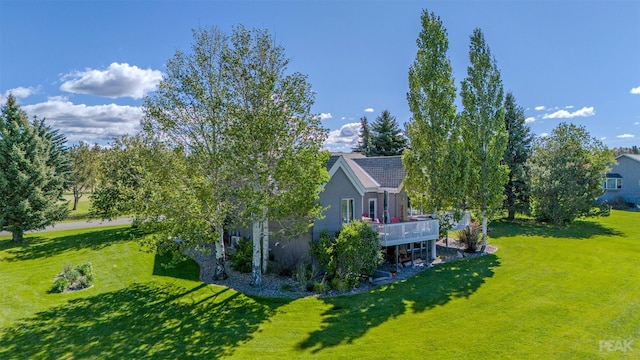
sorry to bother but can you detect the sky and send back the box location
[1,0,639,152]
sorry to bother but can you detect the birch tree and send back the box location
[460,28,509,250]
[141,27,236,280]
[223,26,329,287]
[403,9,466,235]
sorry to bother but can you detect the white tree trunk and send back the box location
[251,220,262,287]
[262,218,269,274]
[481,212,488,252]
[213,226,227,280]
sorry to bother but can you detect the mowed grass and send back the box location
[0,211,638,359]
[62,193,92,222]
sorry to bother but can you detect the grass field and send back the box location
[62,193,92,222]
[0,211,638,359]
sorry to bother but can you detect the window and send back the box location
[341,198,355,223]
[368,198,377,219]
[602,177,622,190]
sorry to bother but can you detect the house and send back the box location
[267,152,470,267]
[599,154,640,207]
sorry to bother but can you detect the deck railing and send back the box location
[370,219,439,247]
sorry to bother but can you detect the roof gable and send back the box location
[615,154,640,164]
[351,156,405,190]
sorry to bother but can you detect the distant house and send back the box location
[599,154,640,207]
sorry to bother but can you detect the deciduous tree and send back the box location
[403,9,467,235]
[0,95,70,242]
[68,142,101,211]
[460,28,509,249]
[529,123,614,225]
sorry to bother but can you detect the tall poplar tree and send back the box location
[460,28,509,249]
[403,9,466,233]
[503,92,533,220]
[0,95,69,242]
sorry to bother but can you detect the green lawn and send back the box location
[1,211,638,359]
[62,193,92,222]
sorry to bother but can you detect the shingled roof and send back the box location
[351,155,405,189]
[325,154,340,171]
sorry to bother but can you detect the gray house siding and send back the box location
[313,167,362,240]
[599,155,640,206]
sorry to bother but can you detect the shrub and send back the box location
[50,262,95,293]
[313,279,330,293]
[50,277,69,293]
[608,197,628,211]
[229,237,253,273]
[459,222,481,253]
[311,221,383,289]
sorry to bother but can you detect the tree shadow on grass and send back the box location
[0,227,141,262]
[297,254,500,353]
[0,282,290,359]
[153,253,201,282]
[489,219,624,240]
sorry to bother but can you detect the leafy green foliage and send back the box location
[141,25,329,286]
[460,28,509,246]
[529,122,614,225]
[403,9,466,229]
[0,94,70,242]
[311,221,383,289]
[68,142,102,211]
[368,110,407,156]
[503,92,533,220]
[229,237,253,273]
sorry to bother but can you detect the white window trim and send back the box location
[341,198,355,224]
[603,177,622,190]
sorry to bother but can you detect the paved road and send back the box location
[0,218,133,237]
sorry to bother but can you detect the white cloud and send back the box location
[542,106,595,119]
[319,113,332,120]
[534,106,545,111]
[539,132,548,138]
[634,122,639,125]
[364,108,374,113]
[617,134,635,139]
[630,86,640,94]
[340,116,346,120]
[565,105,574,109]
[324,122,361,152]
[600,137,607,141]
[60,62,162,99]
[23,97,143,142]
[1,86,40,104]
[525,117,535,124]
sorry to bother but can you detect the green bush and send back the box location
[458,222,481,253]
[313,279,329,293]
[50,277,69,293]
[229,237,253,273]
[311,221,383,289]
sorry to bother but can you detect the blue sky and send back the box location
[1,0,639,152]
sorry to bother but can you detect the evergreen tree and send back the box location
[503,92,533,220]
[0,94,69,242]
[370,110,407,156]
[353,116,372,155]
[460,28,509,249]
